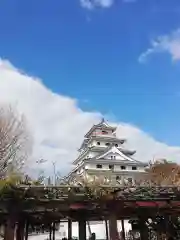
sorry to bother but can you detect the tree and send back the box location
[0,104,32,179]
[145,158,180,186]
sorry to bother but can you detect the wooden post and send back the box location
[121,220,125,240]
[25,220,29,240]
[140,226,148,240]
[16,218,25,240]
[139,218,148,240]
[105,219,109,240]
[49,224,52,240]
[52,222,55,240]
[4,216,16,240]
[68,219,72,240]
[109,213,118,240]
[78,219,86,240]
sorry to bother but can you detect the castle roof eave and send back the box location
[84,136,126,149]
[89,145,135,154]
[74,145,137,165]
[124,150,136,156]
[66,161,85,178]
[73,147,90,164]
[78,136,126,152]
[90,135,126,142]
[78,138,89,151]
[84,119,117,138]
[85,169,148,176]
[94,146,145,165]
[84,158,148,167]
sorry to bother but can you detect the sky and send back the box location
[0,0,180,176]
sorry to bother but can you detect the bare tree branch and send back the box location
[0,104,32,179]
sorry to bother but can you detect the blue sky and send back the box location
[0,0,180,145]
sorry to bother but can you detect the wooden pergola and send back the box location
[1,184,180,240]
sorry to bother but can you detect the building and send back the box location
[68,119,147,184]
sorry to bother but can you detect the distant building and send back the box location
[67,119,147,184]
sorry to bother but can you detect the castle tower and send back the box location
[68,119,147,183]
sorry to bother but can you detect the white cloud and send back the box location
[80,0,114,10]
[139,28,180,63]
[0,58,180,178]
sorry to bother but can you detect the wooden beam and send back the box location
[68,219,72,240]
[49,224,52,240]
[16,218,25,240]
[105,219,109,240]
[109,213,117,240]
[52,222,55,240]
[25,220,29,240]
[121,220,125,240]
[78,219,86,240]
[4,217,16,240]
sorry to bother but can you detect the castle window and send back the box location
[109,165,114,170]
[121,166,126,170]
[102,130,108,134]
[116,176,120,180]
[115,143,118,147]
[132,166,137,170]
[96,164,102,169]
[105,143,110,146]
[97,142,100,145]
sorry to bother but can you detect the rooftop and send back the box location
[84,119,117,138]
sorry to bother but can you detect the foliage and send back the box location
[145,159,180,186]
[0,136,179,204]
